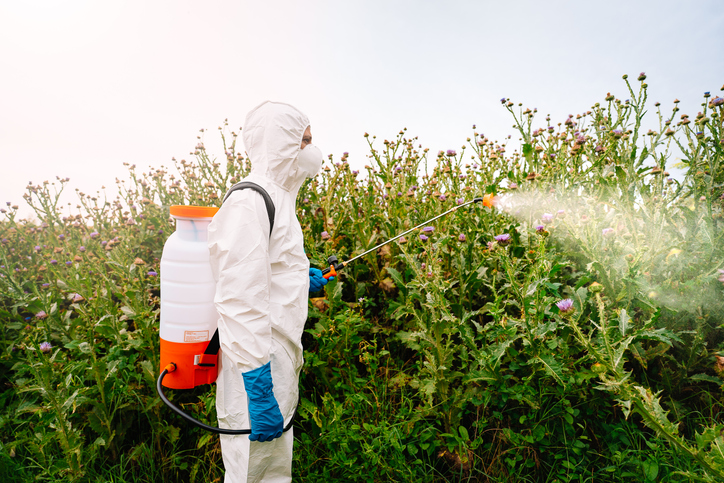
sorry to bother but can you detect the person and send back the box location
[207,101,330,482]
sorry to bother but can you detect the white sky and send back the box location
[1,1,723,219]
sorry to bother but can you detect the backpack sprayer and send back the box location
[156,188,495,434]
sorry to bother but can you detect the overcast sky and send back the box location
[1,1,722,219]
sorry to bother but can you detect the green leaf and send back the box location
[619,309,630,336]
[689,373,723,385]
[536,354,565,386]
[642,459,658,481]
[522,143,533,162]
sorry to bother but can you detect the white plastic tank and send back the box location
[159,205,220,389]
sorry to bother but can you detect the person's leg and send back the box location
[217,352,252,482]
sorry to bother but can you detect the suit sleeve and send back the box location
[208,189,272,372]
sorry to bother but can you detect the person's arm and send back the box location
[208,189,272,371]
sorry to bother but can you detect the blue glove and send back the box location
[309,267,334,293]
[242,362,284,442]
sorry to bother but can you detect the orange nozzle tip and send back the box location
[164,363,177,373]
[482,193,497,208]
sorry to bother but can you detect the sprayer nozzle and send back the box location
[165,363,177,373]
[482,193,496,208]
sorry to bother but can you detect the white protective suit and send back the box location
[208,101,322,482]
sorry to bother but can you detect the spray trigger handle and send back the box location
[321,255,343,279]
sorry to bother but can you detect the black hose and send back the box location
[156,368,296,435]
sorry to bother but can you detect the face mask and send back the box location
[297,144,323,178]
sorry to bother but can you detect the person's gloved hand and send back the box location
[242,362,284,442]
[309,267,334,293]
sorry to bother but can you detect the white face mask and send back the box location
[297,144,323,178]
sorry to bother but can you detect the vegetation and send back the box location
[1,76,724,482]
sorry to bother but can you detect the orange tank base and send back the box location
[160,338,219,389]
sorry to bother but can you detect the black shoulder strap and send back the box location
[204,181,276,358]
[222,181,275,237]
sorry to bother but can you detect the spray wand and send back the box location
[321,193,495,279]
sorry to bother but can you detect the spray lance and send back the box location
[320,193,496,279]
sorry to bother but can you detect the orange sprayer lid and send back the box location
[170,205,219,218]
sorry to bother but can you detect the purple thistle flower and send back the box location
[542,213,554,224]
[65,261,72,266]
[34,245,41,251]
[101,241,107,246]
[446,149,457,156]
[602,228,615,238]
[509,182,518,190]
[556,299,575,314]
[41,283,49,288]
[147,271,158,277]
[58,234,65,240]
[422,226,434,233]
[458,234,466,242]
[90,231,99,238]
[500,98,506,104]
[439,194,446,201]
[535,225,545,233]
[421,263,426,269]
[612,129,623,138]
[40,342,53,353]
[494,234,511,246]
[710,97,724,108]
[321,231,330,240]
[36,310,47,319]
[638,72,646,81]
[419,234,429,242]
[50,259,58,265]
[79,246,86,252]
[557,210,566,219]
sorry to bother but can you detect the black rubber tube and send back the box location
[156,368,296,435]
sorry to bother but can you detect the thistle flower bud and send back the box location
[589,282,604,293]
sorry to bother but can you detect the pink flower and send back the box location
[321,231,330,240]
[494,234,511,246]
[556,299,575,314]
[40,342,53,353]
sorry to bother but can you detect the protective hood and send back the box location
[243,101,313,193]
